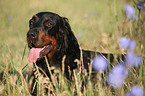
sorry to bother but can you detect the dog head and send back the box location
[27,12,80,63]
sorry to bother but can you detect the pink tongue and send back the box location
[28,48,43,63]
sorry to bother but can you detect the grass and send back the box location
[0,0,144,95]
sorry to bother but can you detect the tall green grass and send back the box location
[0,0,144,95]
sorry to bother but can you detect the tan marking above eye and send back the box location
[31,22,33,25]
[34,15,37,17]
[45,17,49,20]
[48,23,51,26]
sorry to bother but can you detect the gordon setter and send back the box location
[27,12,125,95]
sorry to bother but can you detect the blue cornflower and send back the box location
[92,54,108,72]
[138,1,143,10]
[124,4,138,22]
[106,64,129,88]
[124,4,135,19]
[125,52,143,67]
[84,13,88,18]
[126,86,144,96]
[77,33,82,38]
[119,37,136,51]
[91,11,97,15]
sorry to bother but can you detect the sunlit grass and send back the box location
[0,0,144,95]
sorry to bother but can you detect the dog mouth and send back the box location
[40,43,52,57]
[28,43,53,63]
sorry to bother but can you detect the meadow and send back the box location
[0,0,144,95]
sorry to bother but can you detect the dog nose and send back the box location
[27,31,37,38]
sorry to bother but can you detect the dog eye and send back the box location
[45,23,52,27]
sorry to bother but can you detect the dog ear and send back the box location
[58,17,80,69]
[58,17,69,49]
[59,17,80,53]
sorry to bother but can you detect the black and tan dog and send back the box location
[27,12,125,95]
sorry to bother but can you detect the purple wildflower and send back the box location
[124,4,138,22]
[129,40,136,50]
[119,37,136,50]
[125,52,143,67]
[77,33,82,38]
[138,1,143,10]
[91,11,97,15]
[84,13,88,18]
[131,16,139,22]
[92,54,108,72]
[125,4,135,19]
[107,64,129,88]
[126,86,144,96]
